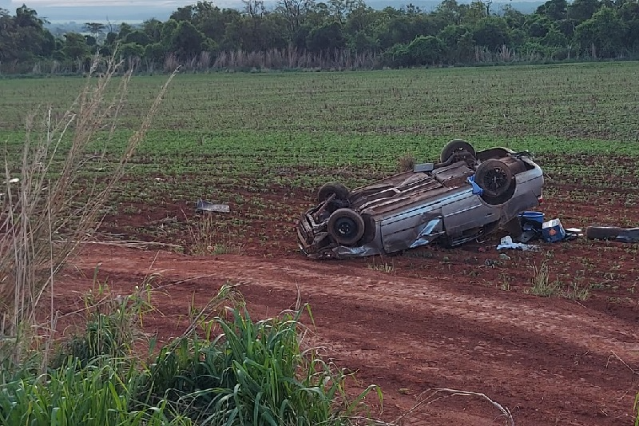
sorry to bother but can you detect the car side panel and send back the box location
[441,190,497,237]
[378,198,451,254]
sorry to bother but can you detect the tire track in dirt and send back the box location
[65,245,639,425]
[239,283,636,425]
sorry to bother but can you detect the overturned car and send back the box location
[296,140,544,259]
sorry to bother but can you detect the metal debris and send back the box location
[195,199,230,213]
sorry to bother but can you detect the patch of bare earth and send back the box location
[53,241,639,426]
[47,171,639,425]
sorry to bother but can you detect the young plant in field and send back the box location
[51,276,155,368]
[528,261,562,297]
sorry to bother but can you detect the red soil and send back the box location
[51,177,639,425]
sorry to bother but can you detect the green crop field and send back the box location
[2,62,639,252]
[2,63,639,174]
[3,62,639,426]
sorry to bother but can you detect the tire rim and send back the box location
[334,217,358,239]
[482,167,508,194]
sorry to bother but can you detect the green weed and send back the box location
[528,262,562,297]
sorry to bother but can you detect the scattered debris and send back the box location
[195,199,230,213]
[515,212,580,244]
[497,236,540,251]
[517,211,544,243]
[542,218,566,243]
[586,226,639,243]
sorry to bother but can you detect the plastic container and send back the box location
[518,211,544,225]
[518,211,544,232]
[542,219,566,243]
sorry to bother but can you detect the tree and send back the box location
[170,5,194,21]
[575,6,624,56]
[433,0,463,26]
[407,35,445,64]
[0,6,54,60]
[328,0,365,23]
[348,30,379,52]
[142,18,164,41]
[170,21,208,58]
[276,0,316,34]
[438,24,475,62]
[536,0,568,21]
[84,22,106,37]
[472,16,510,49]
[541,27,568,46]
[118,22,133,40]
[306,21,346,52]
[15,5,43,28]
[144,43,167,63]
[120,42,144,58]
[382,42,411,66]
[568,0,602,22]
[619,1,639,49]
[464,1,489,25]
[527,15,554,38]
[160,19,179,46]
[501,4,526,29]
[63,32,90,59]
[125,30,151,46]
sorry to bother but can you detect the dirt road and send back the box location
[56,243,638,425]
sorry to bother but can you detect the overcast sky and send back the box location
[11,0,196,7]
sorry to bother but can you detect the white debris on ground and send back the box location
[496,236,541,251]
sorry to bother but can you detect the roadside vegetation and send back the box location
[1,283,380,425]
[2,0,639,74]
[0,58,380,424]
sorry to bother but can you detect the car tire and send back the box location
[440,139,476,163]
[475,159,515,202]
[585,226,623,240]
[318,183,350,203]
[327,208,365,246]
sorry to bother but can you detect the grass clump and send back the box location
[188,212,242,256]
[397,153,416,172]
[528,262,591,301]
[0,285,381,425]
[528,262,562,297]
[141,303,380,425]
[0,56,175,367]
[0,358,191,426]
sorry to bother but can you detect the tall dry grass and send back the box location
[0,56,175,365]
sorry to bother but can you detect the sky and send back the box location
[4,0,543,23]
[11,0,194,6]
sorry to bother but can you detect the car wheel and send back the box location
[317,183,350,203]
[475,159,515,201]
[585,226,623,240]
[440,139,476,163]
[327,208,365,246]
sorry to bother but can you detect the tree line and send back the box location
[1,0,639,73]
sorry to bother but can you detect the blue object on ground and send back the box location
[519,211,544,225]
[542,219,566,243]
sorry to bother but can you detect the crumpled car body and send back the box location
[297,141,544,260]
